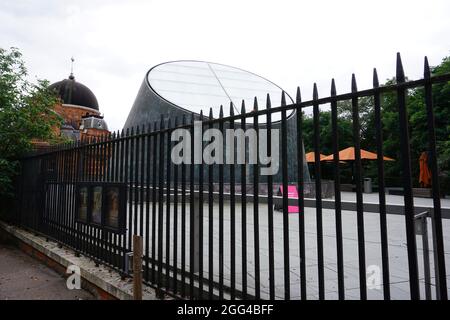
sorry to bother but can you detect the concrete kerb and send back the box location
[0,220,159,300]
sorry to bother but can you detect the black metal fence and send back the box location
[9,53,450,300]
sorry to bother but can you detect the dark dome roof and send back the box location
[49,74,99,110]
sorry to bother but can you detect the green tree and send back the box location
[302,109,354,155]
[376,57,450,192]
[0,47,62,197]
[409,56,450,192]
[301,55,450,192]
[335,97,378,151]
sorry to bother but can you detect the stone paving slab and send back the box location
[124,192,450,299]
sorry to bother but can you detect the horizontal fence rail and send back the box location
[10,53,450,300]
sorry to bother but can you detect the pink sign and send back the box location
[279,185,300,213]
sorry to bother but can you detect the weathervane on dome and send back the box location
[69,56,75,79]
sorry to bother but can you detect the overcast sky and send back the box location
[1,0,449,131]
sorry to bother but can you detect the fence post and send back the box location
[133,234,143,300]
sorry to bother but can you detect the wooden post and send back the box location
[133,234,143,300]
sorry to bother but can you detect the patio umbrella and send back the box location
[419,151,431,187]
[321,147,394,185]
[321,147,394,161]
[305,151,327,163]
[305,152,327,180]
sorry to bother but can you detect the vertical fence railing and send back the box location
[373,69,391,300]
[207,109,214,300]
[10,54,450,300]
[266,95,275,300]
[312,84,325,299]
[218,107,225,300]
[331,79,345,300]
[296,88,307,300]
[423,57,448,300]
[396,54,420,299]
[352,74,367,300]
[253,98,261,300]
[229,104,236,300]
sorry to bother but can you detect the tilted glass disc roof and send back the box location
[147,61,294,123]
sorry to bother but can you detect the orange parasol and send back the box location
[419,151,432,187]
[305,152,327,163]
[321,147,394,161]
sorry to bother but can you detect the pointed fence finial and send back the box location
[331,79,336,96]
[351,74,357,92]
[219,105,223,118]
[241,100,246,114]
[253,97,258,111]
[373,68,379,88]
[266,93,271,109]
[313,83,318,100]
[230,102,234,116]
[396,52,405,83]
[296,87,301,103]
[281,91,286,106]
[209,107,213,120]
[424,56,431,79]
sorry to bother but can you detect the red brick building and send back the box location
[48,71,110,142]
[30,69,110,153]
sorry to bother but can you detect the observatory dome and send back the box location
[49,74,99,111]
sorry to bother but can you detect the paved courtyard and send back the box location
[126,191,450,299]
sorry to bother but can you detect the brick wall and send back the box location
[55,103,100,130]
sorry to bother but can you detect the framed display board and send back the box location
[75,182,126,233]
